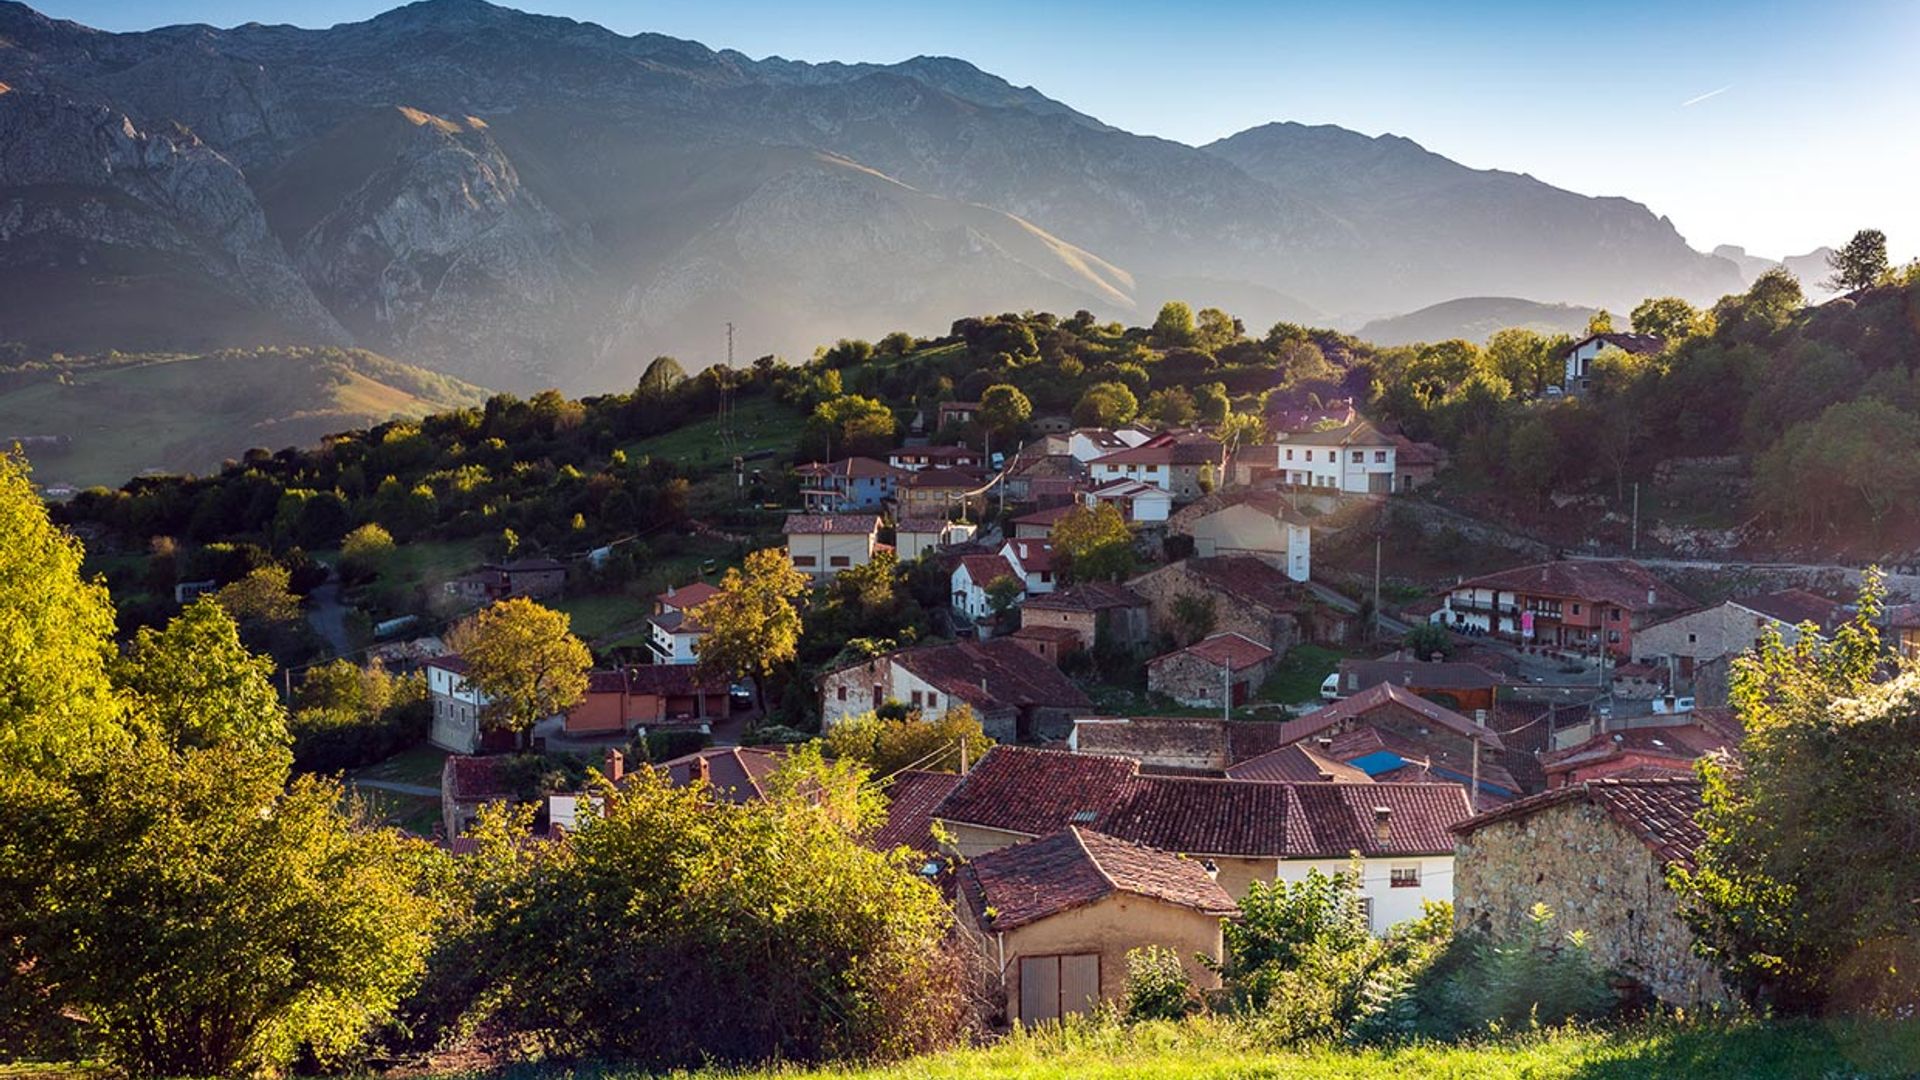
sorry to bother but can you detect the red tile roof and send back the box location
[1090,438,1224,467]
[1453,776,1706,868]
[959,827,1237,930]
[1011,503,1079,527]
[1221,743,1370,784]
[1449,559,1695,613]
[657,581,723,612]
[795,456,902,480]
[1541,714,1742,778]
[871,769,963,855]
[1279,416,1396,448]
[1890,603,1920,631]
[783,513,881,535]
[1735,588,1843,628]
[624,664,722,697]
[904,467,989,490]
[655,747,789,804]
[935,747,1470,857]
[1271,681,1505,751]
[891,640,1093,713]
[444,754,516,801]
[1012,625,1084,644]
[425,654,472,675]
[1003,539,1055,574]
[1132,556,1303,615]
[1151,632,1274,673]
[1023,582,1145,613]
[956,553,1017,587]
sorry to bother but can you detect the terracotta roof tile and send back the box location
[1889,603,1920,631]
[625,665,721,696]
[872,769,963,854]
[1541,714,1742,777]
[1130,556,1302,615]
[1023,582,1145,613]
[890,640,1092,713]
[1221,743,1371,784]
[782,513,880,535]
[1012,625,1083,643]
[1453,776,1706,868]
[1736,588,1843,628]
[1568,331,1666,356]
[956,554,1017,587]
[655,747,788,804]
[1271,682,1505,750]
[444,754,516,801]
[1151,632,1274,672]
[959,827,1237,930]
[656,582,723,611]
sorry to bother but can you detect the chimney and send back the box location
[1373,806,1392,844]
[1202,858,1220,881]
[604,747,625,784]
[1474,709,1488,727]
[1316,735,1334,750]
[1647,587,1657,606]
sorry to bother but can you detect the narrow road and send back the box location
[350,779,440,797]
[1306,579,1412,637]
[306,576,353,657]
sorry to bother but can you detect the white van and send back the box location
[1320,672,1343,701]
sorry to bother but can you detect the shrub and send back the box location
[1124,946,1195,1022]
[1436,904,1614,1033]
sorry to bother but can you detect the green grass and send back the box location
[344,744,447,837]
[2,349,487,489]
[412,1017,1920,1079]
[380,538,491,593]
[620,397,807,475]
[554,590,650,642]
[350,744,448,788]
[1258,644,1349,705]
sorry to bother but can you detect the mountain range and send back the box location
[0,0,1787,390]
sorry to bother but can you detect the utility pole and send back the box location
[1630,481,1640,553]
[959,736,970,775]
[1372,531,1383,642]
[1221,660,1232,724]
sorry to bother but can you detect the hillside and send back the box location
[0,0,1744,390]
[0,348,488,487]
[1357,297,1599,347]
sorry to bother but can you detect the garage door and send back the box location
[1018,954,1101,1024]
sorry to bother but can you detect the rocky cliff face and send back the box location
[0,0,1749,390]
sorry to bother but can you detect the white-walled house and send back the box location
[895,517,977,561]
[1561,332,1665,396]
[648,581,723,665]
[1083,479,1173,523]
[425,655,489,754]
[1088,438,1224,502]
[782,513,882,579]
[1068,427,1150,464]
[953,554,1020,621]
[1179,496,1312,582]
[1001,538,1057,595]
[1274,418,1400,494]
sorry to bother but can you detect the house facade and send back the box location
[955,828,1234,1026]
[1001,538,1057,596]
[952,553,1020,622]
[1088,438,1224,502]
[888,444,984,472]
[1452,777,1727,1005]
[895,517,975,560]
[1127,557,1305,653]
[782,513,881,579]
[648,582,722,665]
[1632,594,1834,701]
[1892,604,1920,660]
[425,655,489,754]
[562,666,725,736]
[1561,332,1665,396]
[1430,559,1695,659]
[794,457,902,512]
[1082,479,1173,523]
[1273,418,1399,495]
[1177,497,1312,582]
[1019,582,1151,652]
[817,640,1092,741]
[1146,632,1276,708]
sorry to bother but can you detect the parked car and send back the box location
[729,683,754,711]
[1320,672,1343,701]
[1651,695,1697,715]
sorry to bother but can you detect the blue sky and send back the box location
[34,0,1920,261]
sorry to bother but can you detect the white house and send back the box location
[425,655,488,754]
[782,513,881,579]
[1083,478,1173,523]
[1181,497,1312,582]
[1068,427,1149,464]
[895,517,977,561]
[1001,538,1057,595]
[1274,418,1399,495]
[648,582,723,665]
[1087,438,1224,502]
[1561,332,1665,396]
[953,554,1020,621]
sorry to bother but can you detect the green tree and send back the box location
[455,746,972,1066]
[638,355,687,400]
[1194,382,1231,426]
[1629,296,1706,342]
[1585,309,1615,335]
[1825,228,1890,293]
[1150,301,1197,348]
[0,453,123,776]
[1485,328,1566,398]
[984,573,1025,618]
[810,394,897,459]
[119,598,289,758]
[214,563,302,626]
[977,383,1033,442]
[693,547,811,712]
[448,597,592,740]
[1052,502,1135,584]
[823,704,993,777]
[1194,307,1240,354]
[1073,381,1139,428]
[1142,386,1199,427]
[339,522,395,583]
[1402,621,1455,661]
[1675,574,1917,1014]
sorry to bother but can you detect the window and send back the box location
[1374,450,1387,462]
[1571,603,1582,616]
[1040,571,1052,583]
[836,686,848,702]
[1610,608,1621,622]
[1358,896,1374,931]
[1305,450,1314,461]
[1390,865,1421,888]
[927,692,939,709]
[1285,449,1294,461]
[1607,630,1622,644]
[910,690,923,707]
[1351,451,1363,462]
[829,555,851,568]
[1019,954,1100,1024]
[792,554,817,567]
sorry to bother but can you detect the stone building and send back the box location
[1020,582,1150,652]
[1451,776,1728,1006]
[1126,556,1305,652]
[816,639,1092,741]
[956,827,1236,1026]
[1146,632,1276,708]
[1631,590,1838,705]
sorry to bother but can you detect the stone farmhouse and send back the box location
[817,640,1092,741]
[1451,777,1727,1006]
[1631,589,1842,705]
[1019,582,1151,653]
[1146,632,1276,708]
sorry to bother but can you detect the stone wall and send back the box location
[1454,799,1727,1005]
[1148,650,1272,708]
[1127,562,1300,653]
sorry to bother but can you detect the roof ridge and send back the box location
[1069,826,1124,895]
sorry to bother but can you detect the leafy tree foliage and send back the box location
[807,394,897,459]
[1150,301,1197,348]
[214,563,302,626]
[1677,574,1920,1014]
[1826,228,1890,293]
[822,704,993,776]
[1073,380,1140,427]
[1585,309,1615,335]
[1123,945,1196,1021]
[119,598,289,757]
[452,747,974,1067]
[978,383,1033,440]
[1630,296,1708,342]
[0,453,122,776]
[694,547,811,709]
[448,597,592,738]
[1052,502,1136,584]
